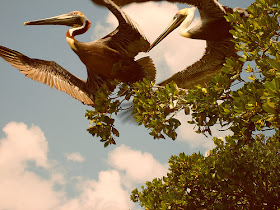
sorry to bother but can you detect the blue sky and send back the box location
[0,0,254,209]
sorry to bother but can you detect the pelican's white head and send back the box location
[149,7,196,51]
[177,7,196,38]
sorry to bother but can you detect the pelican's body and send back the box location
[148,4,237,88]
[0,0,155,105]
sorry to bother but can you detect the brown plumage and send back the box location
[158,40,237,88]
[0,45,97,105]
[0,0,155,106]
[94,0,248,89]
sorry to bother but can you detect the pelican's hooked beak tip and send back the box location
[24,22,28,26]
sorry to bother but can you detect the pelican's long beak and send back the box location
[148,13,186,51]
[24,13,82,27]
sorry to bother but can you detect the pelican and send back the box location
[93,0,248,89]
[0,0,155,106]
[149,1,249,89]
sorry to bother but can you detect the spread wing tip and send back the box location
[0,45,95,106]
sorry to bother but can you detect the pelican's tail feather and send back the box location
[136,56,156,80]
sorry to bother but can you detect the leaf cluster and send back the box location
[221,0,280,142]
[132,79,187,140]
[131,133,280,209]
[85,81,134,147]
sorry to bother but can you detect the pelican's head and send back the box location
[149,7,196,51]
[24,11,89,28]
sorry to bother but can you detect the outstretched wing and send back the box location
[91,0,150,57]
[0,45,94,105]
[159,39,239,89]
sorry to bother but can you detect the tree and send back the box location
[129,0,280,208]
[131,135,280,209]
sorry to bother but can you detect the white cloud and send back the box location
[0,122,63,210]
[60,170,132,210]
[108,145,168,183]
[0,122,49,170]
[0,122,168,210]
[176,112,233,150]
[61,144,169,210]
[65,152,85,163]
[91,2,206,82]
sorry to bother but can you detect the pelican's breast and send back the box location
[73,40,122,78]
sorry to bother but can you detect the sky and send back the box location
[0,0,254,209]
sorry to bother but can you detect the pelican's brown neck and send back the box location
[66,19,91,51]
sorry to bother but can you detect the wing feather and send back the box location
[0,45,94,105]
[91,0,150,57]
[159,39,239,89]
